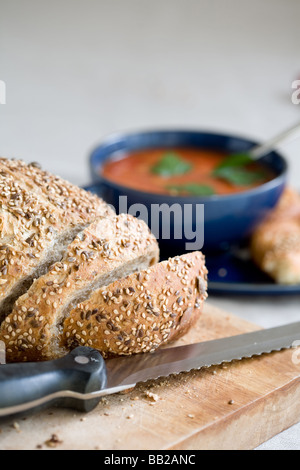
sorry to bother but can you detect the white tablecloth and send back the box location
[0,0,299,450]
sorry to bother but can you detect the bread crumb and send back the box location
[187,414,195,419]
[145,391,160,402]
[12,422,21,432]
[126,414,134,419]
[45,434,63,448]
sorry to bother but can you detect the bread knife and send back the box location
[0,321,300,421]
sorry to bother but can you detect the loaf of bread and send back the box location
[251,188,300,284]
[0,157,208,363]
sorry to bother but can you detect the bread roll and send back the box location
[251,188,300,284]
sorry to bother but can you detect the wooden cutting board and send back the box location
[0,302,300,450]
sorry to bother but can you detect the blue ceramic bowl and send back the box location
[88,129,288,258]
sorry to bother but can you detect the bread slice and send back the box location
[251,188,300,284]
[62,251,207,358]
[1,214,159,362]
[0,158,113,321]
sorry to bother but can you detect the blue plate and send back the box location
[205,245,300,296]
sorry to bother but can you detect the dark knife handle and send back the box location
[0,347,107,421]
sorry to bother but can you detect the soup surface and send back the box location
[101,148,274,196]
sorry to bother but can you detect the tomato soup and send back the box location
[101,148,274,197]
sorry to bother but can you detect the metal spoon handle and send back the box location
[249,121,300,159]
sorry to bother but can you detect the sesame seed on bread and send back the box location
[0,158,110,223]
[1,214,159,362]
[0,158,114,321]
[62,252,207,358]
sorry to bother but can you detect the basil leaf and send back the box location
[151,152,192,177]
[167,183,215,196]
[213,166,266,186]
[216,153,253,169]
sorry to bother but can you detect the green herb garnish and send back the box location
[213,166,267,185]
[167,183,215,196]
[213,152,268,186]
[151,152,192,177]
[216,153,253,169]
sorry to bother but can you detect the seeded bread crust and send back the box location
[251,188,300,285]
[62,252,207,358]
[1,214,159,362]
[0,158,110,223]
[0,158,114,320]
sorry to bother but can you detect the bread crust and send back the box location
[0,214,159,362]
[62,252,208,358]
[251,188,300,284]
[0,158,111,223]
[0,158,113,317]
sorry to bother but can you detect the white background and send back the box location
[1,0,300,449]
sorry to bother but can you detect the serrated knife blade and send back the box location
[0,321,300,420]
[104,320,300,389]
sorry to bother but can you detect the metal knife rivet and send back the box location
[74,356,90,365]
